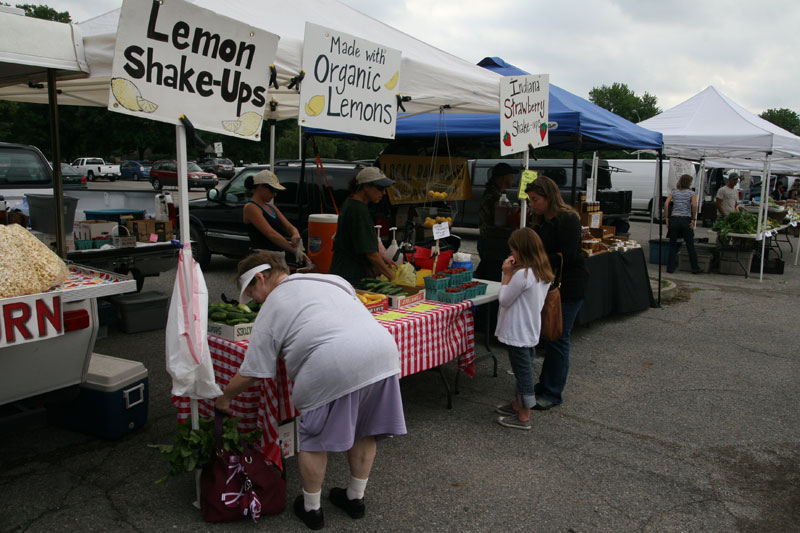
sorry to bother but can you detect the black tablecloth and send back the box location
[576,247,655,327]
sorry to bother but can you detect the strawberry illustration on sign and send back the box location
[503,132,512,147]
[539,122,548,141]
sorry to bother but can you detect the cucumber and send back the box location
[209,312,227,322]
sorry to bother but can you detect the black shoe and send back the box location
[666,268,676,273]
[329,487,365,519]
[532,399,558,411]
[692,270,702,274]
[294,495,324,530]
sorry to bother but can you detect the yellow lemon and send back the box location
[136,97,158,113]
[305,95,325,117]
[235,111,262,136]
[222,120,242,133]
[111,77,142,111]
[384,71,399,90]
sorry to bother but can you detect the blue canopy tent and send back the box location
[395,57,662,151]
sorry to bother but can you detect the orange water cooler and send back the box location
[308,213,338,273]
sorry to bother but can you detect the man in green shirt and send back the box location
[329,167,396,285]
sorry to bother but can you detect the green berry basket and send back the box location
[473,282,488,296]
[447,270,472,286]
[438,289,466,303]
[424,276,450,292]
[459,284,480,299]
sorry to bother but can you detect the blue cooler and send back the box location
[60,353,149,439]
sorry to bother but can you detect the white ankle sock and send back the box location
[303,488,321,511]
[346,476,368,500]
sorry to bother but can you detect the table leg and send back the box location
[454,303,498,395]
[430,366,452,409]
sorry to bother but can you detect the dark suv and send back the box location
[187,159,365,268]
[198,157,235,179]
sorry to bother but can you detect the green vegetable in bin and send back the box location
[226,318,251,325]
[237,303,252,313]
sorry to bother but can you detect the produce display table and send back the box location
[173,300,475,465]
[576,248,655,327]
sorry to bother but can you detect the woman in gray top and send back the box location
[664,174,701,274]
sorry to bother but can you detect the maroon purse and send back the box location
[200,411,286,523]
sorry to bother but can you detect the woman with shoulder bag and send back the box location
[525,176,589,410]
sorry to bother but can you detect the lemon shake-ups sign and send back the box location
[108,0,279,140]
[500,74,549,156]
[299,23,401,139]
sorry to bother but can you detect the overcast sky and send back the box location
[44,0,799,115]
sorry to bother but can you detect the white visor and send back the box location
[238,264,271,302]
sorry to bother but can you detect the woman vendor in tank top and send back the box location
[243,169,310,264]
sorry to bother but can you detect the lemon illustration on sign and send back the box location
[136,97,158,113]
[221,112,263,136]
[305,95,325,117]
[111,77,143,111]
[384,71,399,90]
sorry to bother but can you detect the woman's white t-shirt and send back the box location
[495,267,550,347]
[239,274,400,412]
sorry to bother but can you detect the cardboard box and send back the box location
[580,211,603,229]
[74,220,117,241]
[207,320,255,342]
[152,220,174,242]
[124,219,174,242]
[126,219,151,242]
[356,290,389,314]
[386,285,426,308]
[277,420,296,459]
[30,230,75,252]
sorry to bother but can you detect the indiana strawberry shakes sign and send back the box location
[0,293,63,348]
[499,74,549,156]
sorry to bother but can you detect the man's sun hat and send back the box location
[238,264,271,301]
[253,169,286,190]
[356,167,395,188]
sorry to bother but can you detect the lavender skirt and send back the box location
[298,375,407,453]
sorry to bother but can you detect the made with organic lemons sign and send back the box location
[108,0,279,140]
[299,23,401,139]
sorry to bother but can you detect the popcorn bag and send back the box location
[0,224,69,298]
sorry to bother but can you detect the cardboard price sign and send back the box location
[109,0,279,140]
[500,74,550,155]
[299,23,401,139]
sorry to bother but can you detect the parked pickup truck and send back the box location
[70,157,120,182]
[2,142,178,291]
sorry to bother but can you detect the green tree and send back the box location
[15,3,70,22]
[589,83,661,123]
[760,108,800,136]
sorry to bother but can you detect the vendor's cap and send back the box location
[238,264,271,302]
[253,169,286,190]
[728,172,740,181]
[491,162,519,179]
[356,167,395,188]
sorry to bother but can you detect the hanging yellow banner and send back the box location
[377,155,473,205]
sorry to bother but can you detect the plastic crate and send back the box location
[678,250,713,273]
[597,190,631,214]
[718,250,752,276]
[649,239,671,265]
[26,194,79,234]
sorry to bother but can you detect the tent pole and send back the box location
[570,134,581,206]
[298,129,306,228]
[758,154,772,281]
[269,119,276,171]
[47,69,66,259]
[656,150,663,306]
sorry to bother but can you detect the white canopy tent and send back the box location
[0,0,501,118]
[638,86,800,280]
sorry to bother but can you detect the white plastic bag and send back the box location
[165,247,222,399]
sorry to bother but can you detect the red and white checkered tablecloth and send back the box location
[173,299,474,465]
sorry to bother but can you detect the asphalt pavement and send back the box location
[1,220,798,532]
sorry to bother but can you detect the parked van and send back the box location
[457,158,631,228]
[607,159,698,216]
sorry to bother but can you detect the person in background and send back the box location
[525,176,588,410]
[715,172,741,217]
[475,162,518,281]
[772,180,787,203]
[329,167,395,285]
[789,179,800,200]
[665,174,701,274]
[494,228,554,430]
[243,169,309,264]
[216,252,407,530]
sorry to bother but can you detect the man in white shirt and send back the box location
[716,173,741,217]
